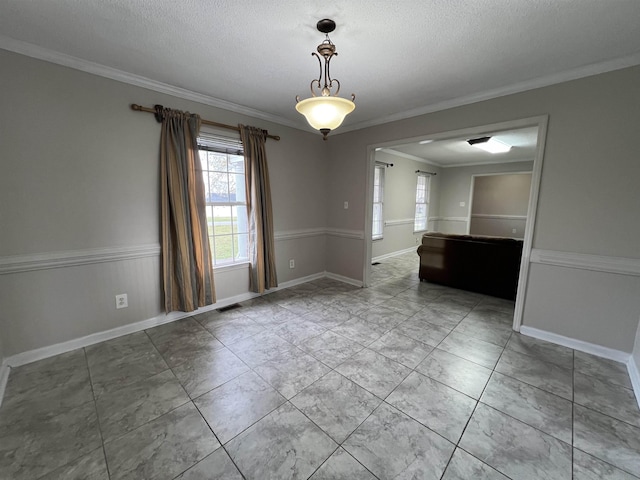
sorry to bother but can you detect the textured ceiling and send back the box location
[1,1,640,133]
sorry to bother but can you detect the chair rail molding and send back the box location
[0,244,161,275]
[530,249,640,277]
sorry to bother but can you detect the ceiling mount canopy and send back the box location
[296,19,356,140]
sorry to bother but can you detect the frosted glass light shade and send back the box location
[469,137,511,154]
[295,96,355,131]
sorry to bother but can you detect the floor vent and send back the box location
[216,303,242,312]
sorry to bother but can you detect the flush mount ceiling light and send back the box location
[467,136,512,154]
[296,19,355,140]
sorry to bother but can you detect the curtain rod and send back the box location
[376,161,394,168]
[130,104,281,141]
[416,169,437,175]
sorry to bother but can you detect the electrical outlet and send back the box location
[512,228,517,234]
[289,259,295,269]
[115,294,128,309]
[343,201,349,209]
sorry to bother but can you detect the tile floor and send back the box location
[1,252,640,479]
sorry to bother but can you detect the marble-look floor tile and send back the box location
[291,371,381,443]
[206,316,265,345]
[104,402,219,480]
[335,348,411,398]
[330,317,387,345]
[428,298,475,316]
[0,401,102,480]
[227,331,297,367]
[172,347,250,398]
[574,404,640,477]
[253,347,331,399]
[480,372,573,443]
[240,303,299,327]
[416,348,492,399]
[387,371,476,443]
[382,297,425,316]
[361,305,410,330]
[574,371,640,427]
[272,317,326,345]
[495,348,573,400]
[368,329,434,368]
[442,448,509,480]
[465,306,514,325]
[309,448,376,480]
[410,306,464,329]
[438,331,504,369]
[574,351,633,389]
[349,288,394,305]
[38,448,109,480]
[505,333,574,370]
[395,287,442,304]
[262,289,301,303]
[95,368,189,441]
[152,332,225,368]
[194,371,285,444]
[175,448,243,479]
[300,330,364,368]
[573,448,639,480]
[317,293,371,315]
[145,317,208,346]
[86,332,169,398]
[226,402,337,480]
[194,308,248,329]
[0,348,93,420]
[303,307,356,329]
[343,402,454,480]
[277,296,323,315]
[475,296,515,314]
[394,317,451,346]
[453,317,512,347]
[460,404,572,480]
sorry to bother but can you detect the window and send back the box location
[198,135,249,266]
[414,174,430,231]
[372,164,385,240]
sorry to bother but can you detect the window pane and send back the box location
[236,233,249,261]
[228,154,245,173]
[206,206,214,237]
[213,206,232,236]
[199,151,208,171]
[209,172,230,202]
[233,206,248,234]
[229,173,245,203]
[208,152,228,171]
[214,235,233,264]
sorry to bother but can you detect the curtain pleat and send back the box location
[239,125,278,293]
[159,107,215,312]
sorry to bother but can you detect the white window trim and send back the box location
[413,173,430,233]
[372,164,385,240]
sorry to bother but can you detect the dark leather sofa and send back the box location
[417,232,523,300]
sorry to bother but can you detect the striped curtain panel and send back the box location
[239,125,278,293]
[157,106,216,312]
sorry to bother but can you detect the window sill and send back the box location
[213,261,250,273]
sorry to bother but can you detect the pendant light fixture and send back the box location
[296,19,355,140]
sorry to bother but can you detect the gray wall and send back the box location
[470,173,532,238]
[435,161,533,235]
[326,65,640,352]
[0,50,329,357]
[371,151,437,258]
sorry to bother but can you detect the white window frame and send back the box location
[198,134,249,267]
[372,164,385,240]
[414,173,430,232]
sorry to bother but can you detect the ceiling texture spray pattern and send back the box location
[1,0,640,133]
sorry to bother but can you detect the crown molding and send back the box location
[0,35,300,130]
[442,157,535,168]
[340,52,640,133]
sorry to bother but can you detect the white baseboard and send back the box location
[3,271,342,369]
[372,246,418,263]
[520,326,630,363]
[521,325,640,408]
[0,361,9,408]
[628,355,640,410]
[324,271,363,287]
